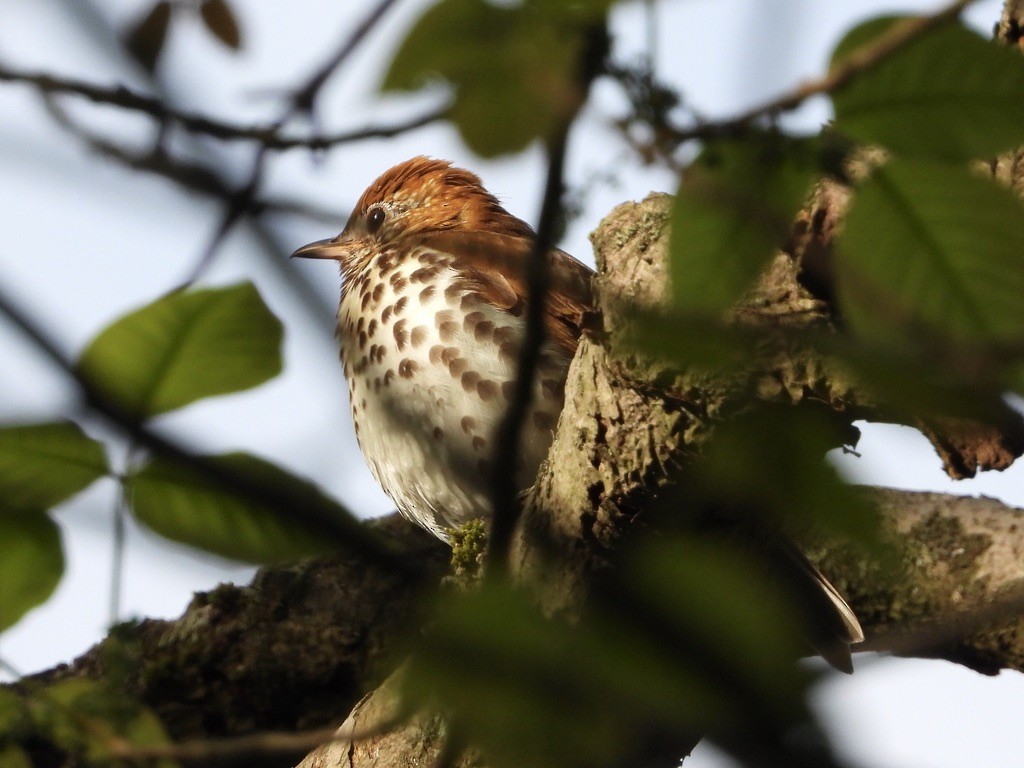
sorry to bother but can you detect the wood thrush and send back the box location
[292,157,593,541]
[292,156,862,669]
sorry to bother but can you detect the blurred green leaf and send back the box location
[0,687,31,735]
[690,405,878,547]
[382,0,610,156]
[831,17,1024,160]
[404,555,831,768]
[0,422,107,510]
[405,583,741,768]
[836,160,1024,346]
[200,0,241,50]
[623,537,808,708]
[30,679,178,768]
[620,307,758,373]
[0,745,31,768]
[125,1,172,73]
[77,282,283,420]
[0,511,63,633]
[670,133,820,313]
[126,452,340,563]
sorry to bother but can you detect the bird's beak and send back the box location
[290,237,351,261]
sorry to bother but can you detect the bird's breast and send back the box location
[335,244,570,536]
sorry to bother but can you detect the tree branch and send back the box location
[0,65,445,150]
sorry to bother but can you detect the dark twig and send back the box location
[665,0,978,144]
[289,0,403,115]
[485,130,571,577]
[183,0,405,285]
[0,65,445,151]
[0,280,411,575]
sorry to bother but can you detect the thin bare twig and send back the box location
[0,65,445,151]
[185,0,406,285]
[484,129,571,577]
[667,0,979,144]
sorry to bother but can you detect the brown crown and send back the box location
[347,156,535,239]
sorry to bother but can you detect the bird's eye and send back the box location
[366,207,387,234]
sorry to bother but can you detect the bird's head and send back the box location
[291,157,533,275]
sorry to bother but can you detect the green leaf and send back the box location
[0,422,107,510]
[382,0,609,156]
[199,0,241,50]
[406,584,738,768]
[125,1,172,73]
[0,511,64,633]
[831,17,1024,160]
[689,405,879,547]
[624,537,808,706]
[0,687,31,735]
[30,679,178,768]
[670,134,819,313]
[836,160,1024,345]
[0,745,31,768]
[77,282,283,420]
[127,452,341,563]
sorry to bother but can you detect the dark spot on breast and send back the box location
[493,326,517,345]
[501,380,515,400]
[463,311,486,333]
[411,326,428,347]
[461,416,477,434]
[461,370,481,392]
[394,319,408,351]
[384,369,395,386]
[477,380,499,401]
[358,330,368,350]
[541,378,563,400]
[419,285,437,303]
[441,347,460,364]
[399,359,418,378]
[448,357,469,377]
[474,321,494,341]
[356,317,365,334]
[382,305,393,324]
[429,345,444,364]
[498,341,519,364]
[444,283,461,303]
[472,436,486,451]
[395,296,409,315]
[533,411,555,430]
[433,426,444,441]
[367,319,377,337]
[372,284,385,303]
[411,265,441,283]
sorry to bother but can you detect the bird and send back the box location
[291,156,593,541]
[291,156,862,669]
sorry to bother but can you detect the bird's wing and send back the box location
[418,230,594,357]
